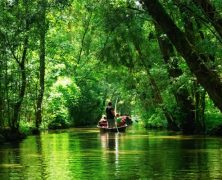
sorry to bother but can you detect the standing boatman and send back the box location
[106,102,115,128]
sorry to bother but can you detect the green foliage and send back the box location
[205,96,222,130]
[141,108,167,128]
[44,77,80,126]
[48,115,70,130]
[19,121,33,135]
[1,0,222,135]
[69,97,103,126]
[69,64,107,126]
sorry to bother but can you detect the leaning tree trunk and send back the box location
[36,0,47,130]
[136,45,179,130]
[155,25,196,133]
[142,0,222,113]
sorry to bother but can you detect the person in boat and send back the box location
[98,115,107,127]
[122,115,133,125]
[106,102,115,128]
[115,113,121,126]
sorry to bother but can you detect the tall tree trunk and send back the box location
[36,0,47,130]
[5,57,10,126]
[193,82,206,133]
[9,0,31,132]
[142,0,222,113]
[0,59,3,128]
[11,37,28,130]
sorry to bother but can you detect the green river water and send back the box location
[0,125,222,180]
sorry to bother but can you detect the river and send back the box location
[0,125,222,179]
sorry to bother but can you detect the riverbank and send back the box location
[0,128,27,142]
[1,122,222,144]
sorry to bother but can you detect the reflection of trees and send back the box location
[176,138,210,179]
[0,142,22,179]
[19,133,71,179]
[35,136,45,179]
[120,131,220,179]
[170,137,222,179]
[145,136,211,179]
[1,130,222,179]
[143,135,222,179]
[19,134,47,178]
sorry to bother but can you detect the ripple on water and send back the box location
[0,128,222,179]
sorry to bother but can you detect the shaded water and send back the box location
[0,125,222,179]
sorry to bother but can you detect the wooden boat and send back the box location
[97,124,127,132]
[97,115,129,132]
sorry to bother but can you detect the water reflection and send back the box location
[100,132,119,150]
[0,128,222,179]
[100,132,120,174]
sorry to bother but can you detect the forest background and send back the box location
[1,0,222,139]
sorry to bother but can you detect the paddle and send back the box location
[114,98,119,133]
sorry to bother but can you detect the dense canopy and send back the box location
[1,0,222,138]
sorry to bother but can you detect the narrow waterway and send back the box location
[0,125,222,179]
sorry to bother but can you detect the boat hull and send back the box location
[97,125,127,132]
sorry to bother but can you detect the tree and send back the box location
[142,0,222,113]
[10,0,30,131]
[35,0,47,131]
